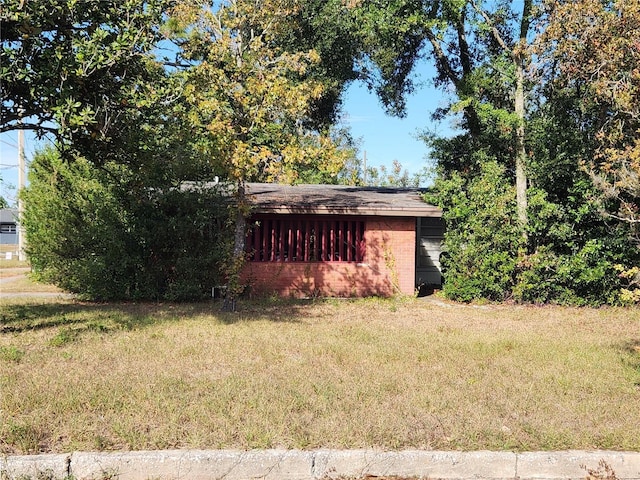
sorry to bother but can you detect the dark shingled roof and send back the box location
[246,183,441,217]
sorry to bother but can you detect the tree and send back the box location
[5,1,364,303]
[168,0,354,308]
[421,0,537,232]
[1,1,171,153]
[538,0,640,245]
[274,0,364,128]
[365,160,428,187]
[348,0,640,304]
[349,0,542,299]
[342,0,547,241]
[516,0,640,304]
[170,0,351,183]
[0,177,7,208]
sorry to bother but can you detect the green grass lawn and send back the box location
[0,296,639,454]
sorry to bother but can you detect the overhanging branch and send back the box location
[0,123,58,135]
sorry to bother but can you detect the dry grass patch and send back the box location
[0,297,639,454]
[0,258,28,269]
[0,267,28,279]
[0,244,27,269]
[0,273,62,293]
[0,244,18,254]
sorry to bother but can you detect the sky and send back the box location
[0,62,451,205]
[340,61,451,180]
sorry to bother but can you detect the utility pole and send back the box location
[17,129,26,262]
[363,150,367,186]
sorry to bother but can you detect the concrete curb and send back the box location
[2,449,640,480]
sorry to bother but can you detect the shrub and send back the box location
[426,159,524,302]
[513,242,620,306]
[22,148,233,301]
[427,159,639,305]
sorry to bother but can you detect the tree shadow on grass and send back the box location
[214,297,314,325]
[0,298,312,333]
[0,302,157,334]
[620,339,640,385]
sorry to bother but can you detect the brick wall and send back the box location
[242,216,416,298]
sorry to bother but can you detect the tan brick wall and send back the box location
[242,216,416,298]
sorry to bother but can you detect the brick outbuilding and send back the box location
[242,183,443,298]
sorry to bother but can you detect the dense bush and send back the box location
[426,159,639,305]
[512,186,634,306]
[426,160,524,302]
[22,148,233,301]
[513,242,620,306]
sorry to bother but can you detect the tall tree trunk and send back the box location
[514,0,532,240]
[514,60,528,238]
[472,0,531,239]
[222,182,247,312]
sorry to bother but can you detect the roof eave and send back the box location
[253,206,442,217]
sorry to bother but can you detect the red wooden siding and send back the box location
[247,216,365,263]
